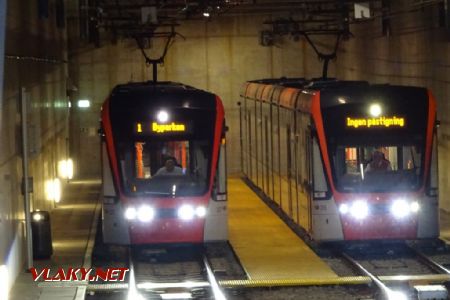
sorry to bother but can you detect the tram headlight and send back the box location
[369,103,382,117]
[124,207,137,220]
[196,206,207,218]
[390,199,420,218]
[391,199,410,218]
[350,200,369,220]
[178,205,195,221]
[339,204,349,214]
[410,201,420,213]
[157,110,169,123]
[137,205,155,222]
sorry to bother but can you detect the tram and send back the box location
[240,79,439,241]
[100,82,227,244]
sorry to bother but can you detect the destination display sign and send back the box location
[346,116,405,129]
[135,122,190,134]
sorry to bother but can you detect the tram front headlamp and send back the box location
[391,199,420,218]
[178,205,195,221]
[369,103,382,117]
[124,207,137,220]
[137,205,155,222]
[391,199,410,218]
[339,203,349,214]
[196,206,207,218]
[157,110,169,123]
[350,200,369,220]
[410,201,420,213]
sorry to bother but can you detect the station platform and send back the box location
[227,177,338,280]
[9,179,101,300]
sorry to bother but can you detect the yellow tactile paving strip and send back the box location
[440,210,450,244]
[219,273,450,287]
[228,177,338,280]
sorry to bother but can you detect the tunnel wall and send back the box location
[0,0,69,291]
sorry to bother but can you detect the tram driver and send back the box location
[365,150,392,172]
[155,157,184,176]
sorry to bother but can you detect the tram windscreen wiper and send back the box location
[143,191,171,196]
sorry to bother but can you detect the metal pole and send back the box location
[152,62,157,83]
[0,0,6,97]
[21,88,33,269]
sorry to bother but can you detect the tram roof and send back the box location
[107,81,217,110]
[241,78,429,113]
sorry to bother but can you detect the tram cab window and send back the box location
[119,139,211,197]
[332,144,423,192]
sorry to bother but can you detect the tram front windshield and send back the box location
[331,142,424,193]
[118,139,212,197]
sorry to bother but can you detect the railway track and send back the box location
[86,242,245,299]
[337,241,450,300]
[130,245,226,299]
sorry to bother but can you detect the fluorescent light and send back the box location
[33,212,43,222]
[45,178,61,203]
[77,99,91,108]
[338,97,347,104]
[58,158,74,180]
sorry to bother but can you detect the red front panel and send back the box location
[123,196,209,244]
[335,193,420,240]
[129,218,205,244]
[341,214,417,240]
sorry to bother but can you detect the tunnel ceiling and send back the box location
[80,0,443,47]
[82,0,382,42]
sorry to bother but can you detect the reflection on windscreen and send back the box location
[119,140,211,196]
[333,145,423,192]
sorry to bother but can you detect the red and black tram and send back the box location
[100,82,227,244]
[240,79,439,241]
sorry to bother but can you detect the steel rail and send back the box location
[340,252,404,300]
[407,244,450,275]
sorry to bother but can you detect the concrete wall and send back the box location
[68,2,450,210]
[1,0,68,292]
